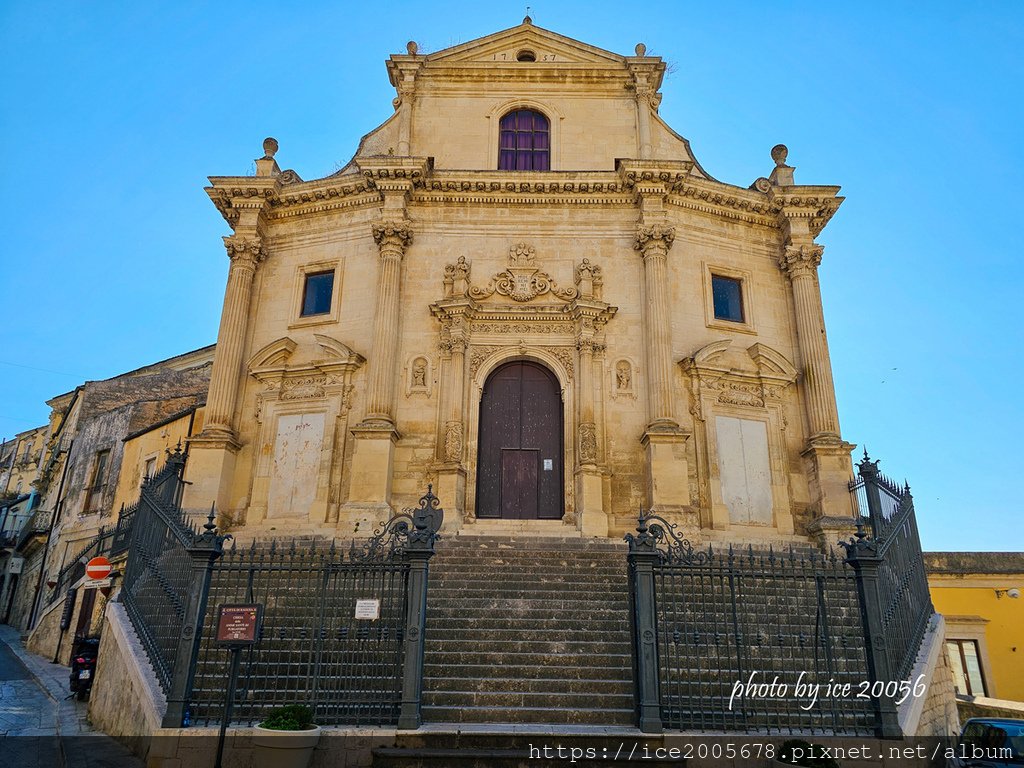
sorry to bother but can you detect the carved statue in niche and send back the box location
[616,361,631,391]
[406,356,431,396]
[613,359,635,398]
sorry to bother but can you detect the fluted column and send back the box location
[362,221,413,426]
[203,236,264,439]
[634,224,678,431]
[779,244,840,438]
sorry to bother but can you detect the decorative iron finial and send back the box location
[523,8,532,24]
[204,502,217,535]
[262,137,279,159]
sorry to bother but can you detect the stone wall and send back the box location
[899,614,960,738]
[88,600,165,758]
[26,582,109,663]
[5,547,43,631]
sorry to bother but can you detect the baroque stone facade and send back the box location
[183,20,856,542]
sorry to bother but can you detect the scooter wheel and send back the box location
[76,688,88,701]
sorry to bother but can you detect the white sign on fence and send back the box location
[354,599,380,620]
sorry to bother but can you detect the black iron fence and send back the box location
[117,447,442,729]
[189,536,410,728]
[119,447,227,727]
[628,451,933,740]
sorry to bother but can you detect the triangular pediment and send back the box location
[425,22,625,66]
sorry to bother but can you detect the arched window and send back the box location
[498,109,550,171]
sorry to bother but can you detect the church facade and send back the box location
[184,19,856,545]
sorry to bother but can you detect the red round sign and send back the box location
[85,556,112,580]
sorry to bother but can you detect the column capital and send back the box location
[634,223,676,254]
[372,220,413,255]
[222,235,266,269]
[779,243,823,280]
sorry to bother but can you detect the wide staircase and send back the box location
[421,535,636,726]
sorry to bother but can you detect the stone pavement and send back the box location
[0,623,142,767]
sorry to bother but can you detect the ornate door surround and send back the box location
[430,244,617,528]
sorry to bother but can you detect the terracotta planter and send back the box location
[252,725,321,768]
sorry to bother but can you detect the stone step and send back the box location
[421,705,635,725]
[423,596,627,610]
[423,690,635,710]
[431,565,627,578]
[424,662,631,682]
[437,534,624,547]
[372,732,682,768]
[426,627,627,644]
[424,676,633,695]
[428,586,628,600]
[427,616,629,632]
[427,604,627,621]
[425,638,631,655]
[422,650,632,668]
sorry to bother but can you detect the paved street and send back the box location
[0,624,142,768]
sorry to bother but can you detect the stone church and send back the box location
[184,18,855,545]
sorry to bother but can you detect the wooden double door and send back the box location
[476,361,564,520]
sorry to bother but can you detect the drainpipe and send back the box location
[28,439,73,630]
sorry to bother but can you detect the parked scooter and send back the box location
[69,636,100,701]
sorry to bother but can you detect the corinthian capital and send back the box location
[223,235,265,268]
[634,224,676,254]
[372,220,414,255]
[779,244,824,279]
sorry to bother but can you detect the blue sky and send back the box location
[1,2,1021,551]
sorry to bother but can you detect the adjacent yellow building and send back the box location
[926,552,1024,704]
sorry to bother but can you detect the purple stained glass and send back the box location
[498,109,550,171]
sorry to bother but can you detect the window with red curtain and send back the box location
[498,109,550,171]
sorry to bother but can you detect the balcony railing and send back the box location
[15,509,52,551]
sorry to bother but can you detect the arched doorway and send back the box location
[476,360,563,519]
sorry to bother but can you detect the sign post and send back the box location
[212,603,263,768]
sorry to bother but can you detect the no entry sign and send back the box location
[85,557,112,580]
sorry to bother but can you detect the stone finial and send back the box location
[262,137,279,159]
[523,12,532,24]
[769,144,795,185]
[635,43,647,56]
[406,41,418,55]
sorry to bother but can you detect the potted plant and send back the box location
[772,739,841,768]
[253,704,321,768]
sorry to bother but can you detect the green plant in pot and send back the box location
[774,739,841,768]
[253,705,321,768]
